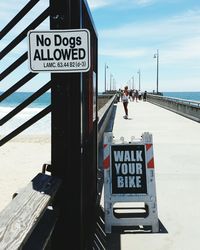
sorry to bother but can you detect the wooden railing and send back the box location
[0,95,116,249]
[0,173,61,250]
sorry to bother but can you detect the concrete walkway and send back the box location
[103,100,200,250]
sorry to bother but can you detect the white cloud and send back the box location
[88,0,110,9]
[161,37,200,64]
[100,8,200,39]
[88,0,158,9]
[98,8,200,64]
[99,48,146,58]
[134,0,156,6]
[96,7,200,92]
[160,77,200,92]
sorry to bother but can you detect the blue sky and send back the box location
[1,0,200,92]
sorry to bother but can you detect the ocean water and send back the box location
[0,91,199,136]
[0,92,51,108]
[163,92,200,101]
[0,92,51,136]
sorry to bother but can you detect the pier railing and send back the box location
[98,94,116,143]
[147,94,200,122]
[97,94,115,110]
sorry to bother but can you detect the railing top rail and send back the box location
[148,94,200,107]
[98,94,116,123]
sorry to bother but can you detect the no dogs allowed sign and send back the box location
[28,29,90,72]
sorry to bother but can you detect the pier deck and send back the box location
[103,100,200,250]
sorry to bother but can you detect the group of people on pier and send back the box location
[116,87,147,119]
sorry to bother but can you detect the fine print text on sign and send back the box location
[111,145,147,194]
[28,29,90,73]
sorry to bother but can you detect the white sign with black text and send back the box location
[28,29,90,73]
[111,144,147,194]
[103,132,159,233]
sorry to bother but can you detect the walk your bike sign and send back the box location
[111,144,147,194]
[28,29,90,73]
[103,132,159,233]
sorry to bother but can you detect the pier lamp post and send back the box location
[137,69,141,90]
[110,73,113,91]
[154,49,159,94]
[104,63,109,92]
[132,76,134,89]
[114,78,116,90]
[128,79,131,89]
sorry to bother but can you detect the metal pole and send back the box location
[139,71,140,90]
[132,76,134,89]
[138,70,141,90]
[50,0,83,249]
[156,49,159,93]
[110,73,113,91]
[104,63,107,92]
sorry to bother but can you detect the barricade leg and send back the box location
[152,221,159,233]
[105,221,112,234]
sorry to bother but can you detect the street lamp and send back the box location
[154,49,159,94]
[110,73,113,91]
[113,78,116,90]
[104,63,109,92]
[137,69,141,90]
[132,76,134,89]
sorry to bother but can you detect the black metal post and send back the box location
[50,0,83,249]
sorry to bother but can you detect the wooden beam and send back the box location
[0,173,61,250]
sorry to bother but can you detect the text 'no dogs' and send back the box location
[28,29,90,73]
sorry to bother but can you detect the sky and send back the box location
[1,0,200,93]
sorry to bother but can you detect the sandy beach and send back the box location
[0,135,51,212]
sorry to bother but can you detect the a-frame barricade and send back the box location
[103,132,159,233]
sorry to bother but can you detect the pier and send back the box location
[98,98,200,250]
[1,0,200,248]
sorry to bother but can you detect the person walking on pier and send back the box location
[135,89,139,102]
[143,90,147,101]
[116,89,121,102]
[122,85,129,119]
[129,89,133,101]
